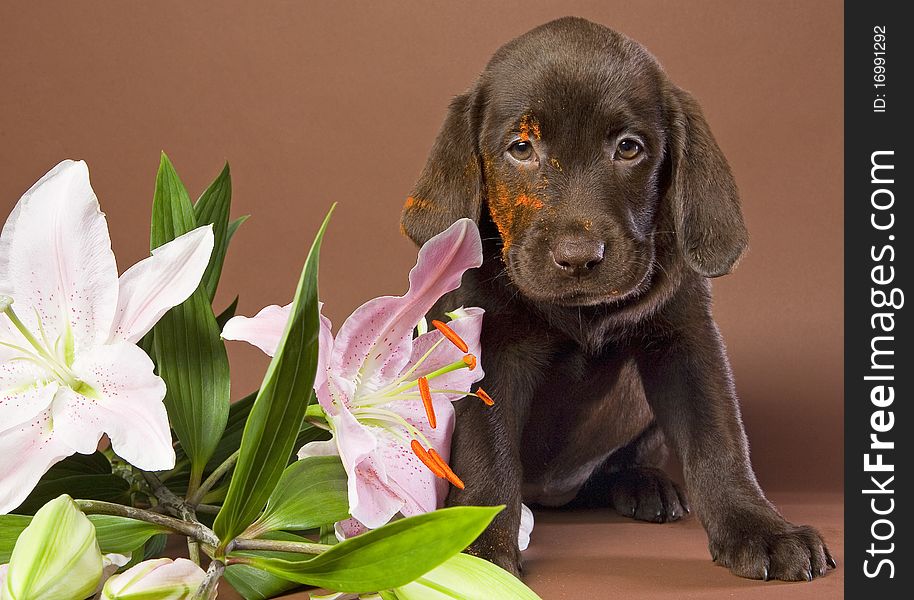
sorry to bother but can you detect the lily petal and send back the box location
[333,517,369,541]
[329,406,404,528]
[0,362,58,433]
[222,302,334,391]
[53,343,174,471]
[108,225,214,344]
[0,409,74,514]
[403,307,485,401]
[330,218,481,396]
[221,303,291,357]
[378,398,456,517]
[519,503,534,551]
[297,438,339,459]
[5,160,118,351]
[0,182,26,296]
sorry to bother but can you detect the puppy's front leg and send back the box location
[445,334,536,576]
[635,305,836,581]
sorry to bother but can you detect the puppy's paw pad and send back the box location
[606,467,688,523]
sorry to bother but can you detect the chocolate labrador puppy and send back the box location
[401,17,835,582]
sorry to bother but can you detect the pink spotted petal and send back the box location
[4,160,119,351]
[108,225,214,344]
[53,343,174,471]
[385,397,455,513]
[329,219,482,396]
[334,517,369,541]
[328,406,406,529]
[0,408,74,514]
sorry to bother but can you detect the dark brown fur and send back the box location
[401,17,835,582]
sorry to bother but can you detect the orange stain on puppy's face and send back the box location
[485,159,547,254]
[518,113,542,142]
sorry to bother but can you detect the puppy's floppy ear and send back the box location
[401,91,484,245]
[665,87,748,277]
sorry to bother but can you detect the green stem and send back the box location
[75,500,218,546]
[188,539,201,566]
[230,538,331,555]
[186,465,203,502]
[188,450,239,506]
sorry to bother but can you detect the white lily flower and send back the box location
[0,160,214,514]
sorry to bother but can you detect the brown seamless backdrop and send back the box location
[0,1,842,496]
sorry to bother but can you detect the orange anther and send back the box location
[411,440,446,478]
[429,449,466,490]
[418,376,436,429]
[431,319,469,353]
[476,387,495,406]
[463,354,477,370]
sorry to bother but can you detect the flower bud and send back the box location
[101,558,206,600]
[1,494,102,600]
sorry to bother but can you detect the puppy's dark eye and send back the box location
[616,139,642,160]
[508,141,535,162]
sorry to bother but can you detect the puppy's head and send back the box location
[402,17,747,307]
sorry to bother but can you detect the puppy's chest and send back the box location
[520,350,654,504]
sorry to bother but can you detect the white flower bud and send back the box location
[1,495,102,600]
[101,558,206,600]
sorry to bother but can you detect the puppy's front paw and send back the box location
[465,530,523,577]
[710,515,837,581]
[606,467,689,523]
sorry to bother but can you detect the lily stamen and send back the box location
[377,357,476,401]
[418,376,436,428]
[0,295,80,388]
[411,440,446,478]
[462,354,477,370]
[428,448,466,490]
[476,387,495,406]
[352,406,433,448]
[431,319,468,353]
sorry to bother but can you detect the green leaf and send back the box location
[237,506,503,594]
[14,474,130,515]
[45,452,111,478]
[228,214,249,244]
[88,515,170,555]
[216,295,240,330]
[151,152,231,484]
[245,456,349,536]
[193,163,233,300]
[0,514,165,564]
[225,564,300,600]
[213,207,333,543]
[227,531,311,598]
[224,531,306,600]
[0,515,31,563]
[390,552,541,599]
[143,533,168,560]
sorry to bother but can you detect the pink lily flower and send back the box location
[0,160,214,514]
[222,218,490,529]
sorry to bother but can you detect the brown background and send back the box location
[1,1,843,597]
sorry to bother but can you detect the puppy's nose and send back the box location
[550,236,605,277]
